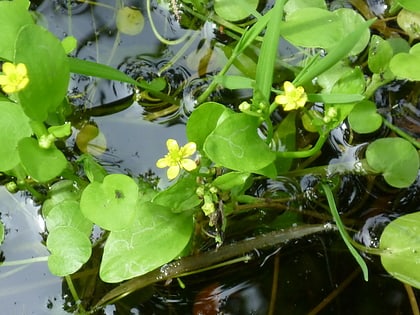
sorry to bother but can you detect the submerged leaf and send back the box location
[116,7,144,35]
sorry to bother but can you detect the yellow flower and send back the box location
[275,81,307,111]
[0,62,29,94]
[156,139,197,180]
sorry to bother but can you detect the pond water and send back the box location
[1,0,420,314]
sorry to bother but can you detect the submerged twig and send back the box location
[94,224,332,308]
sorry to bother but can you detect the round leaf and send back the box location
[47,226,92,276]
[0,101,32,171]
[380,212,420,289]
[348,100,382,134]
[214,0,259,22]
[15,24,70,121]
[100,202,193,283]
[366,138,419,188]
[18,137,68,182]
[116,7,144,35]
[368,35,393,74]
[204,114,276,176]
[390,43,420,80]
[397,9,420,39]
[80,174,138,231]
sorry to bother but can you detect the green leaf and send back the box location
[380,212,420,288]
[204,114,276,176]
[389,43,420,80]
[186,102,233,150]
[48,122,72,138]
[273,111,297,173]
[46,200,93,236]
[152,176,201,213]
[284,0,326,16]
[80,174,138,231]
[397,0,420,13]
[100,202,193,283]
[368,35,394,74]
[212,172,251,191]
[214,0,259,22]
[0,101,32,171]
[61,36,77,54]
[366,138,419,188]
[78,154,108,183]
[0,1,34,61]
[47,226,92,276]
[15,24,69,121]
[348,100,382,134]
[18,137,67,182]
[397,9,420,39]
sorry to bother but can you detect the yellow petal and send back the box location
[166,139,179,152]
[16,63,28,76]
[0,75,9,85]
[2,62,15,75]
[167,165,180,180]
[181,142,196,157]
[156,157,169,168]
[275,95,288,105]
[2,84,16,94]
[283,81,295,94]
[181,159,196,171]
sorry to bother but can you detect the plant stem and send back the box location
[94,224,331,308]
[382,117,420,149]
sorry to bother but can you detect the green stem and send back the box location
[65,275,88,314]
[276,133,328,158]
[321,182,369,281]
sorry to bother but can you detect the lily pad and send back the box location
[380,212,420,289]
[366,138,419,188]
[47,226,92,276]
[80,174,138,231]
[100,202,193,283]
[390,43,420,80]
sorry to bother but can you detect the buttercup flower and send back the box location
[0,62,29,94]
[156,139,197,180]
[275,81,307,111]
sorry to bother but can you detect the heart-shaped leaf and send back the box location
[18,137,67,182]
[80,174,138,231]
[390,43,420,80]
[100,202,193,283]
[204,114,276,177]
[366,138,419,188]
[116,7,144,36]
[0,101,32,171]
[214,0,258,22]
[47,226,92,276]
[348,100,382,134]
[380,212,420,289]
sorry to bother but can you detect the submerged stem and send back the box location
[94,224,331,308]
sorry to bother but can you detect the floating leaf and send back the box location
[212,171,251,191]
[46,200,92,236]
[15,24,69,121]
[389,43,420,80]
[0,101,32,171]
[368,35,394,74]
[76,123,107,156]
[284,0,326,16]
[80,174,138,231]
[397,0,420,13]
[100,202,193,283]
[152,176,200,213]
[186,102,233,150]
[204,114,276,177]
[18,137,67,182]
[380,212,420,289]
[366,138,419,188]
[47,226,92,276]
[214,0,258,22]
[116,7,144,36]
[348,100,382,134]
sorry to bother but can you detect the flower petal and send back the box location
[166,139,179,152]
[180,159,197,171]
[16,63,28,76]
[181,142,196,157]
[167,165,180,180]
[275,95,288,105]
[156,157,169,168]
[283,81,294,94]
[2,62,15,75]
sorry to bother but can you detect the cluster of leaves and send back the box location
[0,0,420,310]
